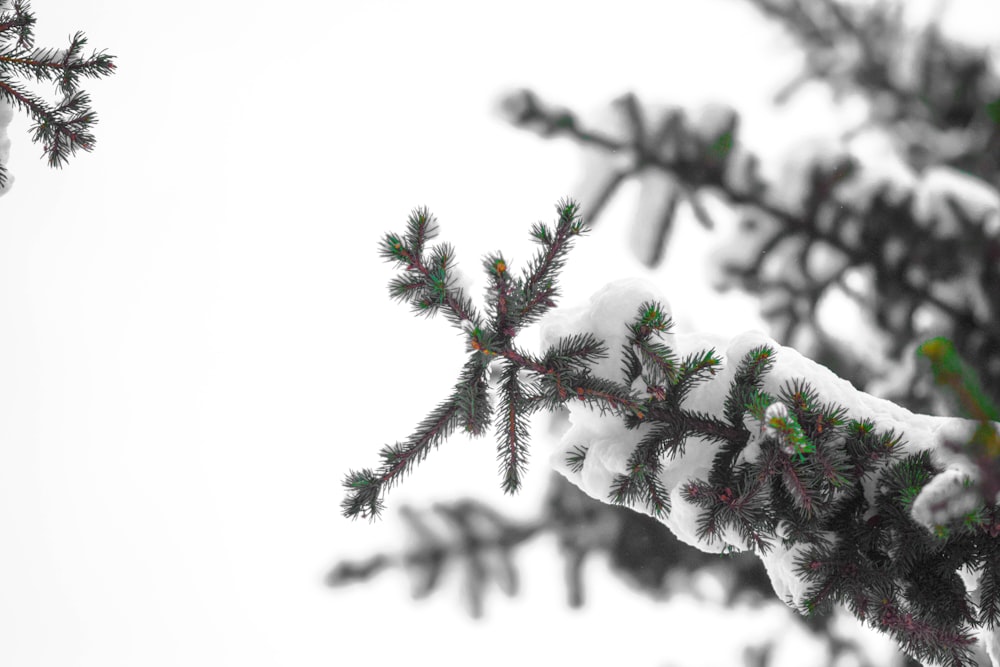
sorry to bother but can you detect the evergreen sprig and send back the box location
[565,445,588,475]
[0,0,115,187]
[343,199,641,519]
[495,360,540,494]
[623,300,678,389]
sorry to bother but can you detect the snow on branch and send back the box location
[345,200,1000,667]
[542,276,999,667]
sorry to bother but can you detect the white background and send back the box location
[0,1,996,665]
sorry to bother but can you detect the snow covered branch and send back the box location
[346,200,1000,667]
[542,276,1000,667]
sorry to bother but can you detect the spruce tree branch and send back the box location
[0,52,61,71]
[0,1,32,48]
[0,76,45,118]
[382,231,484,329]
[380,401,462,487]
[342,400,462,520]
[0,2,114,187]
[515,199,588,326]
[530,276,1000,665]
[350,202,600,517]
[673,410,748,444]
[484,252,514,336]
[498,345,549,375]
[495,360,536,494]
[349,196,1000,667]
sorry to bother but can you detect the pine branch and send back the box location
[342,398,462,521]
[560,373,644,419]
[514,198,588,327]
[565,445,588,474]
[778,449,820,519]
[484,251,514,336]
[495,360,539,494]
[0,1,34,51]
[672,349,722,405]
[347,201,609,517]
[0,1,115,188]
[724,345,776,428]
[541,332,608,371]
[633,338,678,389]
[348,198,1000,666]
[379,219,483,329]
[978,550,1000,629]
[610,422,683,518]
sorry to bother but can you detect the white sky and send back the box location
[0,1,996,666]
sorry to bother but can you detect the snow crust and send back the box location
[540,278,992,616]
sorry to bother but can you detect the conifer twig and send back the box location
[0,0,116,188]
[343,200,627,519]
